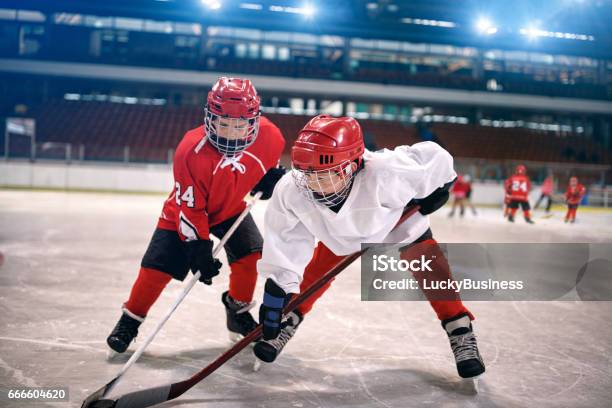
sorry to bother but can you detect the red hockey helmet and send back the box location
[291,115,365,206]
[515,164,527,175]
[204,77,261,156]
[292,115,365,171]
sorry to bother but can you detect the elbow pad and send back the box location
[410,178,455,215]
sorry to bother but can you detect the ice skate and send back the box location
[442,313,485,389]
[106,309,143,356]
[253,310,303,363]
[221,291,258,343]
[221,292,261,370]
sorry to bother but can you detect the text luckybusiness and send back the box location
[370,254,524,292]
[371,278,524,292]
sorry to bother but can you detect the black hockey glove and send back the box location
[251,166,286,200]
[259,278,292,340]
[410,178,456,215]
[184,239,222,285]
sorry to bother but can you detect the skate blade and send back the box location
[253,358,262,372]
[228,332,257,349]
[106,349,119,361]
[229,332,261,371]
[461,375,481,394]
[228,332,243,343]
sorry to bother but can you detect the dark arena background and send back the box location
[0,1,611,407]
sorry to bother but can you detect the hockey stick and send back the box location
[82,204,420,408]
[81,192,263,407]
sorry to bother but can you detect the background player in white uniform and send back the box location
[253,115,485,380]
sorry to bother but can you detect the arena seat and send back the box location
[29,101,609,165]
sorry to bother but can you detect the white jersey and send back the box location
[258,142,457,294]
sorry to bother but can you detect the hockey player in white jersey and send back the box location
[253,115,485,380]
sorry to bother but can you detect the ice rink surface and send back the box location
[1,190,611,408]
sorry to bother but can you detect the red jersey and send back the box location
[541,176,554,195]
[157,116,285,241]
[504,175,531,201]
[451,179,471,198]
[565,184,586,206]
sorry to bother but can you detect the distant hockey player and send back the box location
[503,191,511,219]
[254,115,485,380]
[534,173,554,214]
[106,77,286,354]
[448,174,472,217]
[463,174,477,215]
[504,165,534,224]
[564,176,586,223]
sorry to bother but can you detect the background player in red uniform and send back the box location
[534,172,555,215]
[105,77,286,354]
[463,174,477,216]
[504,164,534,224]
[565,176,586,223]
[503,192,511,218]
[448,174,470,217]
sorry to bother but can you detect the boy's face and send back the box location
[214,117,249,140]
[302,162,358,195]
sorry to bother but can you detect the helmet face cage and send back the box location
[292,160,355,207]
[204,107,260,157]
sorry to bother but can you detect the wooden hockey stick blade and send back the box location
[84,205,419,408]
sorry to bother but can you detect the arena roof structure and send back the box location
[6,0,612,59]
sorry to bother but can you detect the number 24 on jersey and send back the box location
[175,182,195,208]
[512,180,528,192]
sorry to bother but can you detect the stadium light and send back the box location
[201,0,222,10]
[519,25,594,42]
[269,3,316,18]
[522,25,541,40]
[527,27,540,40]
[240,3,263,10]
[301,3,316,18]
[475,17,497,35]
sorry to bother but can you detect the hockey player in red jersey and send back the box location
[564,176,586,223]
[106,77,286,354]
[504,165,534,224]
[534,173,555,214]
[463,174,478,216]
[448,174,471,217]
[503,193,511,218]
[254,115,485,380]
